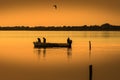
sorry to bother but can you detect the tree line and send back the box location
[0,23,120,31]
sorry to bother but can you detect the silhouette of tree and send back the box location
[0,23,120,31]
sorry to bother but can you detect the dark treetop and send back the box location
[0,23,120,31]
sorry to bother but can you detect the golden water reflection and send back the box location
[34,48,72,60]
[0,31,120,80]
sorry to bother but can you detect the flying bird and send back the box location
[53,5,57,10]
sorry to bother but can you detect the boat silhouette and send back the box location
[33,38,72,48]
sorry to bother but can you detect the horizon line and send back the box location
[0,23,120,27]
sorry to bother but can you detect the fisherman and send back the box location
[37,38,41,43]
[43,37,46,43]
[67,37,72,48]
[67,37,70,44]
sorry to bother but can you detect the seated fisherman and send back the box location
[43,37,46,43]
[37,38,41,43]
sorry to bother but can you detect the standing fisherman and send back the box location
[67,37,70,44]
[67,37,72,48]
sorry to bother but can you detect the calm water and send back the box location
[0,31,120,80]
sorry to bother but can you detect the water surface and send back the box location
[0,31,120,80]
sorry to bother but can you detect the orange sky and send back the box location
[0,0,120,26]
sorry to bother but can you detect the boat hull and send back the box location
[33,42,71,48]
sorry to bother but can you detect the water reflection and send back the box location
[35,49,41,59]
[89,49,93,80]
[102,31,110,38]
[89,51,91,61]
[34,48,72,60]
[89,41,93,80]
[67,48,72,59]
[34,48,46,59]
[43,48,46,58]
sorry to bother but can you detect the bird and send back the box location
[53,5,57,10]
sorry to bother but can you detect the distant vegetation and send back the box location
[0,23,120,31]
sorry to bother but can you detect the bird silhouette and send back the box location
[53,5,57,10]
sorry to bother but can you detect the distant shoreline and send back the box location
[0,23,120,31]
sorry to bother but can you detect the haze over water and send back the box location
[0,31,120,80]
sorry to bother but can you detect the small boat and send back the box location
[33,38,72,48]
[33,42,72,48]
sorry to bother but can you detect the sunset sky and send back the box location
[0,0,120,26]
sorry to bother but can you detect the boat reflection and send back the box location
[67,48,72,59]
[34,48,72,60]
[43,48,46,58]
